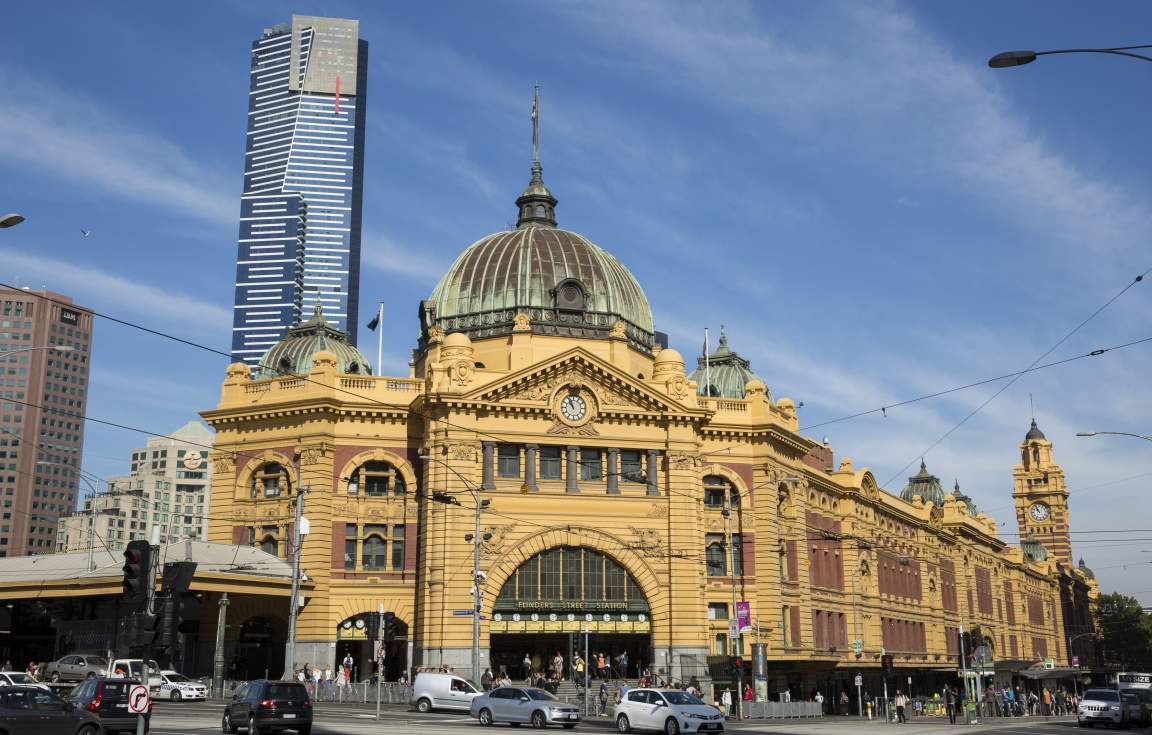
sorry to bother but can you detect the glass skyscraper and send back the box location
[231,15,368,367]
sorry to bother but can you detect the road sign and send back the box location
[1044,658,1055,670]
[453,609,475,616]
[1072,655,1081,668]
[128,684,150,714]
[851,639,863,654]
[854,674,863,687]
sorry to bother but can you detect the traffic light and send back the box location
[121,540,152,613]
[161,561,197,595]
[365,612,381,645]
[154,596,176,653]
[382,612,397,642]
[728,656,743,676]
[881,654,894,675]
[958,630,973,669]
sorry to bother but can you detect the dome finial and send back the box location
[516,84,558,228]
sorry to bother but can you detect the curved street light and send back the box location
[0,345,73,359]
[989,44,1152,68]
[0,214,24,229]
[1076,431,1152,443]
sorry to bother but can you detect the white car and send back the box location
[1078,688,1128,728]
[0,671,49,690]
[615,688,726,735]
[159,670,207,701]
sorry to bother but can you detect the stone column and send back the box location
[524,444,539,492]
[481,441,496,490]
[566,445,580,494]
[606,448,620,495]
[647,449,660,496]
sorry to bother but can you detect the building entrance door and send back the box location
[490,631,651,682]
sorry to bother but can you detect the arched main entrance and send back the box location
[489,546,651,681]
[335,613,410,682]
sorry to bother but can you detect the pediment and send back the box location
[469,348,694,416]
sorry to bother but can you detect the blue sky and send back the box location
[2,1,1151,602]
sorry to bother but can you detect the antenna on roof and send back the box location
[1029,392,1035,422]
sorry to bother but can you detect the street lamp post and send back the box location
[989,45,1152,68]
[0,214,24,229]
[1077,431,1152,443]
[0,345,73,359]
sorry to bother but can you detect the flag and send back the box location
[366,313,380,331]
[702,327,709,358]
[334,75,341,114]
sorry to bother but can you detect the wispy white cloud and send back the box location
[0,71,235,225]
[360,229,447,283]
[0,247,231,333]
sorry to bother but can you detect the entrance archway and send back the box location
[489,546,651,682]
[335,613,409,682]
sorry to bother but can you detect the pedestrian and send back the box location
[617,651,629,680]
[815,690,825,711]
[743,683,753,703]
[722,688,733,716]
[323,665,333,700]
[840,690,849,715]
[573,653,585,686]
[598,680,608,716]
[334,666,346,700]
[551,651,564,680]
[481,668,493,691]
[312,665,322,696]
[522,653,532,682]
[944,687,956,725]
[895,690,908,723]
[596,652,607,680]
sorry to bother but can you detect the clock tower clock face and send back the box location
[560,394,587,422]
[1029,502,1050,522]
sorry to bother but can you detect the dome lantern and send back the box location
[687,327,766,399]
[255,301,372,379]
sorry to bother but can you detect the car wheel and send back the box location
[416,697,432,713]
[532,710,546,728]
[664,717,681,735]
[172,690,182,702]
[222,713,237,734]
[86,672,96,679]
[478,708,493,726]
[616,713,631,733]
[51,672,61,683]
[77,725,99,735]
[248,715,261,735]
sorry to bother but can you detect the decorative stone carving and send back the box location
[666,374,690,401]
[445,442,481,463]
[546,419,599,437]
[480,524,516,559]
[427,325,445,344]
[609,321,627,339]
[508,374,559,402]
[626,526,668,558]
[298,444,326,466]
[667,451,701,471]
[334,502,357,516]
[513,313,532,332]
[448,359,474,387]
[597,386,632,407]
[211,454,235,475]
[706,518,722,531]
[645,503,668,519]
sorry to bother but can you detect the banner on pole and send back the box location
[736,601,752,633]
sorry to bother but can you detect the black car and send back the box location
[222,679,312,735]
[67,677,151,735]
[0,683,102,735]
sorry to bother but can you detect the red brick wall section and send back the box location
[801,444,834,472]
[331,522,346,568]
[719,462,754,495]
[786,540,799,581]
[232,526,246,545]
[331,445,417,486]
[1004,581,1016,625]
[789,607,802,647]
[740,533,755,576]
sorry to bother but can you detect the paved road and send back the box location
[145,700,1113,735]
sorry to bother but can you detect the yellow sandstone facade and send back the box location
[202,157,1086,694]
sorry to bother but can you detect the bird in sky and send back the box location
[79,228,91,237]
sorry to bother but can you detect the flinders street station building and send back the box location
[0,155,1098,698]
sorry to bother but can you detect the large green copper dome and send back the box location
[255,305,372,379]
[422,161,655,353]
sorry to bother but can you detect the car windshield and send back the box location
[1121,693,1140,702]
[5,673,33,684]
[526,689,558,701]
[1086,690,1120,702]
[662,691,705,705]
[87,657,108,666]
[165,674,191,683]
[125,661,160,676]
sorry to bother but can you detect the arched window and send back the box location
[362,529,388,571]
[706,538,727,577]
[251,463,289,498]
[260,535,278,556]
[703,475,740,509]
[495,546,648,610]
[348,460,406,497]
[1032,448,1040,464]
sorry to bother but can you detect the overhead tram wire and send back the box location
[880,267,1151,489]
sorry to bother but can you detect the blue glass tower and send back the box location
[231,15,368,367]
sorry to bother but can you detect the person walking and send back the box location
[481,668,493,691]
[323,665,333,701]
[944,686,956,725]
[596,652,607,680]
[573,653,585,686]
[895,690,908,723]
[522,653,532,682]
[722,688,734,717]
[598,680,608,716]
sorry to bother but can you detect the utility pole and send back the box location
[723,491,743,721]
[86,491,98,572]
[471,495,483,684]
[959,621,972,724]
[139,528,159,735]
[213,593,229,698]
[284,481,306,678]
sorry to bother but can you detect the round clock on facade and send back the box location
[1029,502,1051,521]
[560,393,587,422]
[182,452,203,471]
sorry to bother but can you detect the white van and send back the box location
[105,659,163,692]
[410,672,481,713]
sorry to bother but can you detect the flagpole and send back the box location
[376,301,384,376]
[704,328,711,399]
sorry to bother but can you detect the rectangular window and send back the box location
[620,450,643,482]
[708,602,730,621]
[518,555,539,599]
[362,524,389,571]
[579,448,601,481]
[344,524,357,570]
[539,447,562,480]
[703,488,724,508]
[975,567,993,615]
[583,550,604,600]
[605,557,625,599]
[497,444,520,478]
[540,548,561,599]
[391,524,405,571]
[563,548,582,600]
[714,632,728,656]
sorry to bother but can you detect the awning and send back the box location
[994,659,1040,673]
[1018,667,1081,681]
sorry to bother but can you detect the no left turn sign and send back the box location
[128,684,151,714]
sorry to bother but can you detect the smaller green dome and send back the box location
[900,460,945,506]
[255,304,372,379]
[687,327,765,399]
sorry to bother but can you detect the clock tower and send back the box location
[1013,419,1072,566]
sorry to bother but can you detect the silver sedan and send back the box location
[470,686,582,729]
